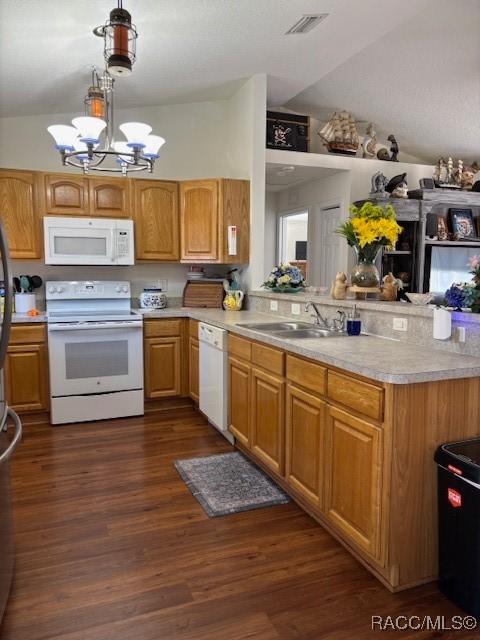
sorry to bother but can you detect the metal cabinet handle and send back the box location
[0,408,22,464]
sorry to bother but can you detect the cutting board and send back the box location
[182,280,225,308]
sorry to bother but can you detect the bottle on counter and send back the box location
[346,305,361,336]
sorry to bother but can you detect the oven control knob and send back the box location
[116,286,121,293]
[48,286,57,294]
[56,286,64,293]
[121,286,129,293]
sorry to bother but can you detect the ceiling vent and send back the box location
[285,14,329,35]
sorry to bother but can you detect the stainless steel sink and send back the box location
[237,322,347,339]
[237,322,312,331]
[272,328,342,339]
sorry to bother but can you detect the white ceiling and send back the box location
[265,163,340,191]
[0,0,478,163]
[0,0,430,117]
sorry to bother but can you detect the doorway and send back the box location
[278,211,309,280]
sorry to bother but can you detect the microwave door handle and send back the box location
[0,221,13,369]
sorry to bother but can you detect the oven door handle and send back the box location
[48,321,143,331]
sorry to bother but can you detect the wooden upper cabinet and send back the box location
[133,180,179,261]
[89,178,130,218]
[0,170,41,259]
[180,178,249,264]
[324,406,383,559]
[180,179,219,261]
[43,173,89,215]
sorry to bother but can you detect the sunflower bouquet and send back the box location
[336,202,403,261]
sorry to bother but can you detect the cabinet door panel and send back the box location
[325,406,383,558]
[251,367,285,475]
[5,344,48,412]
[144,337,181,398]
[0,170,40,259]
[188,337,199,404]
[180,180,218,261]
[44,174,89,214]
[228,356,251,447]
[134,181,179,260]
[89,178,130,217]
[286,384,325,509]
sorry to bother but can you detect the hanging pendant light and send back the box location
[46,1,165,177]
[93,0,137,77]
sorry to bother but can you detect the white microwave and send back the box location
[44,216,134,266]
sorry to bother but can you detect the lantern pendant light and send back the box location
[93,0,137,78]
[84,68,105,119]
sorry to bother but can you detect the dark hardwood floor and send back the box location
[0,406,474,639]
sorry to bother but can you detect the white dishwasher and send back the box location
[198,322,233,444]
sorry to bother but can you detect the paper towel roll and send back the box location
[433,307,451,340]
[15,293,36,314]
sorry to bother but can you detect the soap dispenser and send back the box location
[346,305,361,336]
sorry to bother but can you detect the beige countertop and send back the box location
[140,308,480,385]
[13,308,480,384]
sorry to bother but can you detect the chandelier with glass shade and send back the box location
[47,1,165,176]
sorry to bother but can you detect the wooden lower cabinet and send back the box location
[324,406,383,560]
[144,336,182,398]
[250,366,285,475]
[285,384,325,510]
[188,336,199,403]
[228,356,251,447]
[5,325,48,412]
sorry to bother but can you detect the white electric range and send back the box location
[46,281,144,425]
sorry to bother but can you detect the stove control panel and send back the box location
[46,281,131,299]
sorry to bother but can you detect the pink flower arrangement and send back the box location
[468,255,480,270]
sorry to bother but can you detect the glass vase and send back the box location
[351,246,381,288]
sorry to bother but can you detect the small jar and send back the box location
[139,288,167,309]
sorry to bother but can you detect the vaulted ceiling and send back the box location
[1,0,478,162]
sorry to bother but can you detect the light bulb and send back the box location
[119,122,152,148]
[143,135,165,158]
[72,116,107,144]
[47,125,78,151]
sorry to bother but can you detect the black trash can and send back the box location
[435,438,480,617]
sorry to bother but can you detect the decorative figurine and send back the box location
[379,273,401,301]
[453,159,464,187]
[370,171,389,198]
[387,134,399,162]
[330,272,348,300]
[377,147,390,162]
[460,162,479,190]
[386,173,408,198]
[362,123,377,159]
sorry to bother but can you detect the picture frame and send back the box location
[449,208,476,239]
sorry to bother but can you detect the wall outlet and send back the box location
[456,326,466,343]
[270,300,278,312]
[291,303,301,315]
[156,279,168,292]
[393,317,408,332]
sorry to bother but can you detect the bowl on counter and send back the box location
[139,288,167,309]
[405,293,434,306]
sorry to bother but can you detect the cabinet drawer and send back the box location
[9,324,46,345]
[189,319,199,338]
[228,334,252,362]
[144,319,183,338]
[286,354,326,397]
[251,342,284,376]
[327,370,384,422]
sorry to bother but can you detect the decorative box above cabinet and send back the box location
[180,178,249,264]
[43,173,89,215]
[0,169,41,259]
[133,180,179,261]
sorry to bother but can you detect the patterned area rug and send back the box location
[174,452,290,517]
